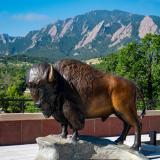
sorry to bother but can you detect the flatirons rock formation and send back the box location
[1,10,160,60]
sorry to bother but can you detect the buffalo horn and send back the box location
[48,65,54,82]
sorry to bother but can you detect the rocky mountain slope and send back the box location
[0,10,160,60]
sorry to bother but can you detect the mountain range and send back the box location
[0,10,160,61]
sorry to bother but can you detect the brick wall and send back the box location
[0,111,160,145]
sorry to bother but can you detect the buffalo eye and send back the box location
[28,83,36,89]
[30,88,39,96]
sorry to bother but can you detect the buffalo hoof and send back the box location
[71,136,79,144]
[114,138,124,144]
[130,145,139,151]
[59,133,68,139]
[71,139,77,144]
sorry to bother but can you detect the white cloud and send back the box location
[12,13,50,21]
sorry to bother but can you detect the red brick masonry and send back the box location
[0,111,160,145]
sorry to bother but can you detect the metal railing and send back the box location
[0,98,160,113]
[0,98,34,113]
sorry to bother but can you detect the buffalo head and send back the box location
[26,63,56,118]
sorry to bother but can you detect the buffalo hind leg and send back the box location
[59,124,68,138]
[122,112,141,150]
[131,119,141,150]
[115,121,131,144]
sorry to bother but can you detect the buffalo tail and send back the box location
[136,87,146,119]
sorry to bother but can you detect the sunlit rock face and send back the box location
[75,21,104,49]
[59,19,73,38]
[48,25,57,41]
[139,16,158,38]
[109,23,132,48]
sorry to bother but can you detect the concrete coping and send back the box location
[0,110,160,121]
[0,113,50,121]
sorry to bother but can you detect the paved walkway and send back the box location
[0,134,160,160]
[0,144,38,160]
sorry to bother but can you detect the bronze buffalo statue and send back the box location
[26,59,145,150]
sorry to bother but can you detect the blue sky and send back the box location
[1,0,160,36]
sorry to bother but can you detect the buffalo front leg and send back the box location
[63,101,85,142]
[71,129,79,142]
[59,124,68,138]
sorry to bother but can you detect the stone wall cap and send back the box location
[0,110,160,121]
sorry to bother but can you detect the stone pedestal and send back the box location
[35,135,147,160]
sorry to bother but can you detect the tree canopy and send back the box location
[96,34,160,109]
